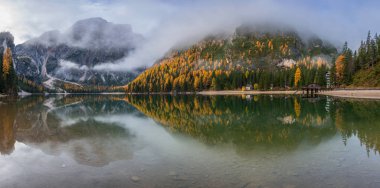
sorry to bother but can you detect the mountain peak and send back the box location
[67,17,138,49]
[74,17,108,25]
[14,18,144,88]
[22,17,143,50]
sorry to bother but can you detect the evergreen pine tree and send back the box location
[376,34,380,63]
[366,31,371,53]
[343,48,353,85]
[211,77,219,90]
[0,52,4,93]
[330,57,336,87]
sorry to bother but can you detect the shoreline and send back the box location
[197,90,299,95]
[319,90,380,99]
[3,90,380,100]
[198,89,380,99]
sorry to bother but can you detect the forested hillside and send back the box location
[126,26,337,92]
[126,28,380,92]
[2,26,380,94]
[349,32,380,87]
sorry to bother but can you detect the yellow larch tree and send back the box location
[294,67,301,87]
[2,47,12,78]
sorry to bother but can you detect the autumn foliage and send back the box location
[0,45,18,95]
[335,55,345,84]
[126,30,334,93]
[2,48,12,78]
[294,67,301,87]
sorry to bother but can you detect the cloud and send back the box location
[0,0,165,44]
[27,17,143,50]
[1,0,380,71]
[58,60,89,71]
[95,0,380,71]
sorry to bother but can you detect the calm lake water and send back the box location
[0,94,380,188]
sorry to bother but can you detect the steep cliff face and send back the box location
[14,18,144,90]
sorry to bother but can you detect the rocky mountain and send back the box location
[14,18,144,91]
[126,25,338,92]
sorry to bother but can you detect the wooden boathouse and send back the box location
[301,84,322,97]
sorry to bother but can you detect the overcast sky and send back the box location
[1,0,380,70]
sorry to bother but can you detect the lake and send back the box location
[0,94,380,188]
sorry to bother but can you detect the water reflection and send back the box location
[0,95,136,166]
[1,94,380,187]
[124,95,380,155]
[332,99,380,155]
[1,95,380,159]
[0,99,16,155]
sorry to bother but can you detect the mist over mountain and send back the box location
[1,14,376,93]
[25,17,143,49]
[126,25,338,92]
[14,18,144,90]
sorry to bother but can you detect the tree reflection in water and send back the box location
[1,94,380,163]
[0,98,17,155]
[124,94,380,155]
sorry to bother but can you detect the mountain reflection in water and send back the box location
[0,95,136,166]
[0,94,380,187]
[124,94,380,155]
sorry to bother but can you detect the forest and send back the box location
[126,30,380,93]
[1,29,380,95]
